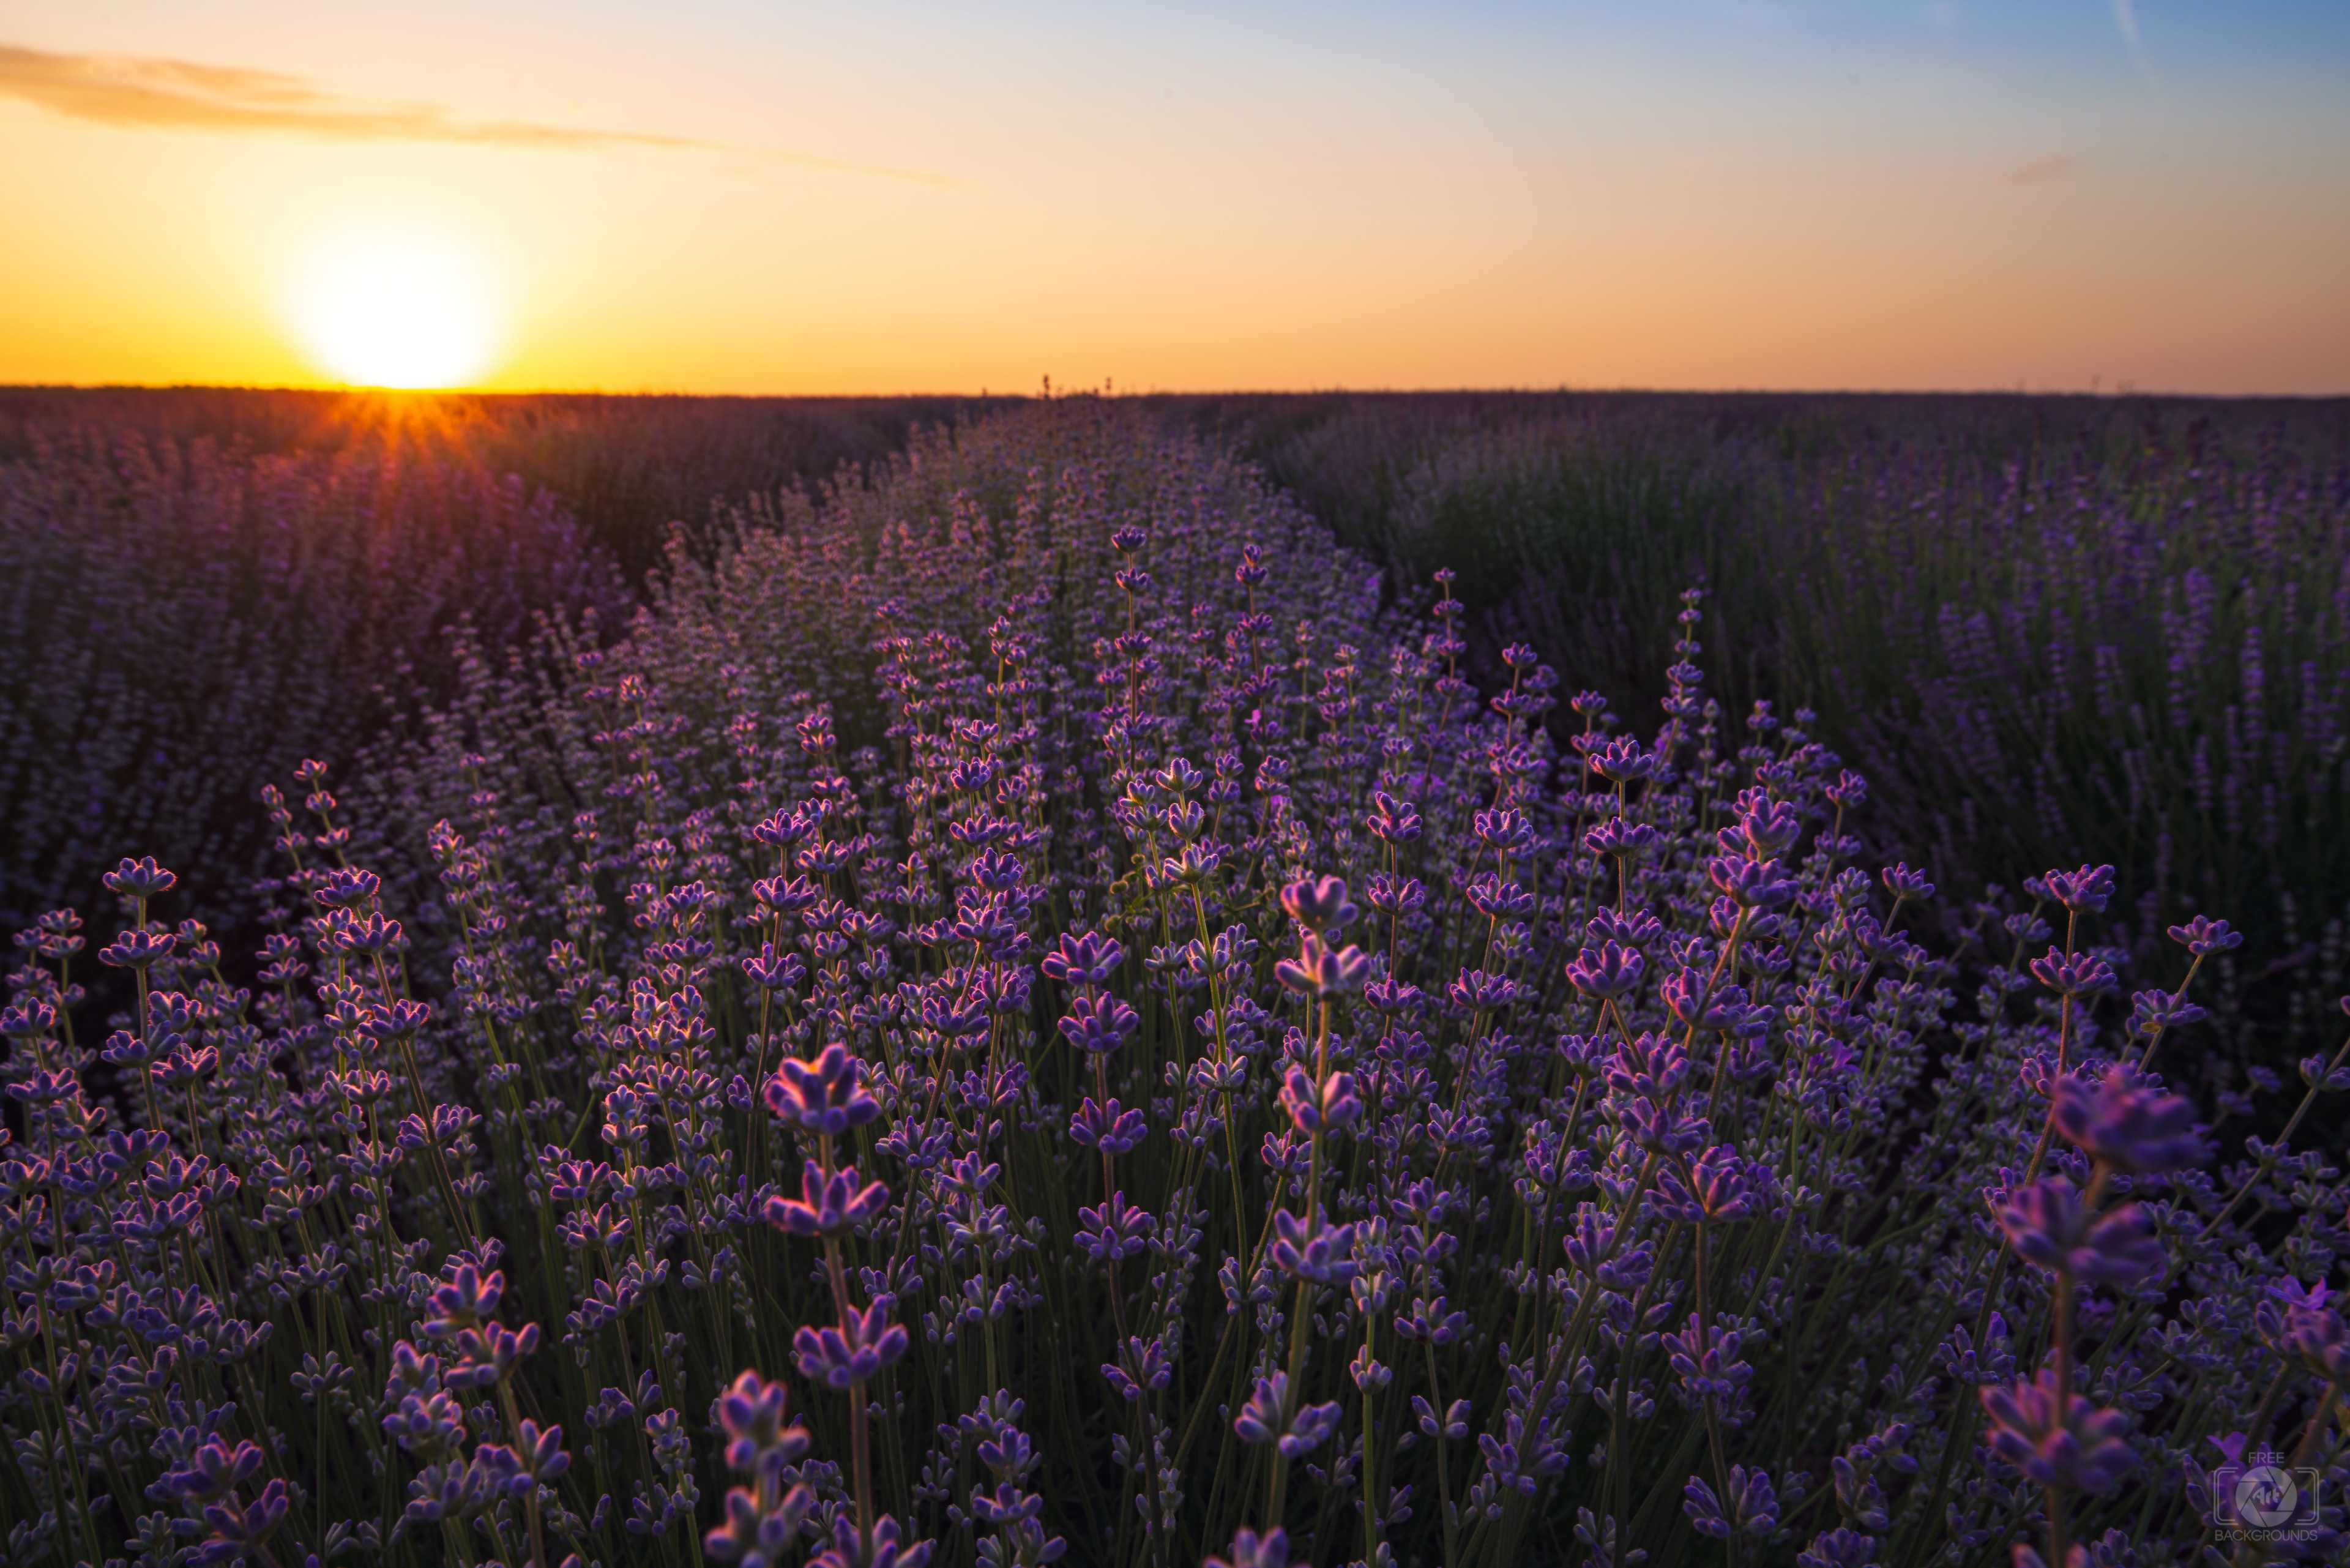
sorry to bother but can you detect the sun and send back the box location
[289,241,503,389]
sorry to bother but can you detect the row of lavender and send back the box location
[1766,417,2349,1071]
[3,400,2344,1567]
[1223,394,2350,1072]
[0,422,633,943]
[0,388,1012,952]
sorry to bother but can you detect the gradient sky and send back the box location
[1,1,2344,394]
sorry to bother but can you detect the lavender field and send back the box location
[2,391,2348,1568]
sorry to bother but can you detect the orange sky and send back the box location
[2,1,2345,394]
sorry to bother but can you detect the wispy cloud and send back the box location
[0,43,949,184]
[1998,154,2076,186]
[2108,0,2157,83]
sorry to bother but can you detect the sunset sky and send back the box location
[1,1,2344,394]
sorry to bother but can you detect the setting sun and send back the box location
[287,241,502,389]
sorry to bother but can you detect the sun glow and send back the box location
[288,239,503,389]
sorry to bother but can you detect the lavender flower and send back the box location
[1684,1465,1778,1539]
[1274,931,1373,998]
[1069,1096,1148,1154]
[766,1043,882,1136]
[2050,1066,2204,1172]
[763,1161,890,1238]
[2037,865,2116,916]
[2028,947,2118,1000]
[2166,915,2243,955]
[1231,1375,1343,1458]
[1565,940,1646,1000]
[810,1513,932,1568]
[793,1302,911,1389]
[1996,1178,2161,1286]
[1204,1526,1288,1568]
[1980,1371,2136,1492]
[1278,1066,1362,1134]
[1058,991,1141,1054]
[1656,1145,1756,1225]
[1795,1527,1876,1568]
[1269,1209,1360,1284]
[1278,875,1360,933]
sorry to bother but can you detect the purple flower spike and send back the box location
[1231,1375,1290,1446]
[1719,796,1802,859]
[714,1370,812,1475]
[98,927,176,969]
[1706,856,1796,911]
[2036,864,2117,916]
[706,1480,816,1568]
[1664,1311,1755,1411]
[514,1419,571,1482]
[2051,1066,2204,1173]
[1070,1096,1147,1154]
[1979,1370,2136,1493]
[1794,1528,1877,1568]
[311,865,382,909]
[1996,1177,2160,1286]
[1566,939,1646,1000]
[764,1159,889,1238]
[2291,1304,2350,1379]
[1881,863,1934,900]
[1278,1399,1344,1458]
[1058,991,1141,1054]
[1589,736,1657,783]
[765,1042,882,1137]
[1041,930,1125,985]
[1660,966,1736,1028]
[1685,1465,1779,1540]
[2027,947,2117,1000]
[2299,1048,2350,1091]
[444,1320,541,1387]
[165,1438,267,1503]
[793,1301,910,1389]
[1102,1334,1173,1399]
[1274,931,1372,998]
[1278,874,1359,933]
[102,856,179,899]
[1280,1067,1362,1135]
[193,1476,291,1564]
[1206,1526,1289,1568]
[2128,988,2206,1038]
[330,912,403,955]
[1605,1031,1690,1100]
[1269,1209,1360,1284]
[2166,914,2244,955]
[1075,1192,1154,1262]
[1366,792,1423,843]
[1585,817,1663,860]
[752,805,816,848]
[1657,1145,1756,1225]
[422,1264,505,1335]
[810,1512,931,1568]
[1230,1375,1337,1455]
